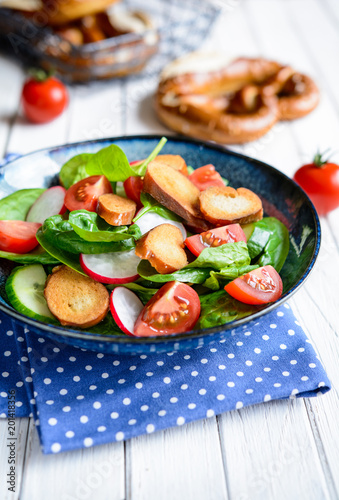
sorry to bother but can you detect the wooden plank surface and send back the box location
[0,1,338,499]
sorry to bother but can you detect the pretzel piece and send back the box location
[156,53,320,144]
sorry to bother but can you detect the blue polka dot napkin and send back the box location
[0,303,331,454]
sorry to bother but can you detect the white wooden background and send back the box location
[1,0,339,499]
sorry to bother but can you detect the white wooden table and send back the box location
[1,1,339,498]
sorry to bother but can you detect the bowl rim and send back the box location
[0,134,321,344]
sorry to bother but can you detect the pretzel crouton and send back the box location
[143,162,210,231]
[44,266,109,328]
[97,193,136,225]
[135,224,188,274]
[199,186,263,226]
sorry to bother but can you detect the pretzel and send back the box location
[155,53,320,144]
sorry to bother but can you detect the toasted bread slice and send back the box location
[199,186,263,225]
[151,154,189,176]
[44,265,109,328]
[143,162,210,231]
[97,193,136,226]
[135,224,188,274]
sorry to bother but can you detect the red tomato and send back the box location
[133,281,201,337]
[185,224,247,257]
[0,220,41,254]
[189,164,225,191]
[22,75,68,124]
[64,175,113,212]
[124,176,144,206]
[293,153,339,215]
[225,265,283,305]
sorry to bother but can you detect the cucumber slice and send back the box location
[5,264,58,324]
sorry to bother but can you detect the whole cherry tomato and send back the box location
[21,71,68,124]
[293,152,339,215]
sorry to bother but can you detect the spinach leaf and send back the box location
[137,259,211,284]
[197,290,261,329]
[40,215,135,255]
[0,247,59,265]
[247,217,289,272]
[85,137,168,182]
[203,264,259,290]
[109,282,158,304]
[132,137,167,176]
[59,153,92,189]
[187,241,251,270]
[68,210,138,242]
[85,144,136,181]
[133,193,182,223]
[86,313,124,336]
[138,242,251,286]
[0,189,45,220]
[36,227,85,275]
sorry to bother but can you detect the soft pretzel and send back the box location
[155,52,320,144]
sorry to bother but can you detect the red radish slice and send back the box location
[134,210,187,238]
[110,287,144,336]
[26,186,66,224]
[80,249,141,284]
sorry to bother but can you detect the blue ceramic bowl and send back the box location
[0,136,320,354]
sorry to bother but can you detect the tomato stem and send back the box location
[313,149,332,167]
[27,68,54,83]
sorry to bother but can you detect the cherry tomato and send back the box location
[189,164,225,191]
[185,223,247,257]
[0,220,41,254]
[64,175,113,212]
[133,281,201,337]
[224,265,283,305]
[124,176,144,206]
[293,152,339,215]
[22,74,68,124]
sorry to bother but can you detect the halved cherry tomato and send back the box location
[224,265,283,305]
[64,175,112,212]
[189,164,225,191]
[185,223,246,257]
[123,160,144,206]
[133,281,201,337]
[0,220,41,254]
[124,176,144,206]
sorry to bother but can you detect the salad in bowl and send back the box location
[0,136,320,354]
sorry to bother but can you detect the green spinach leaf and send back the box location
[137,259,211,284]
[0,247,59,265]
[84,137,168,182]
[0,189,45,220]
[36,227,85,275]
[40,215,135,255]
[59,153,92,189]
[68,210,138,242]
[187,241,251,270]
[247,217,289,272]
[131,137,167,176]
[197,290,261,329]
[86,313,124,336]
[133,193,183,223]
[203,264,259,290]
[109,282,158,304]
[85,144,135,181]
